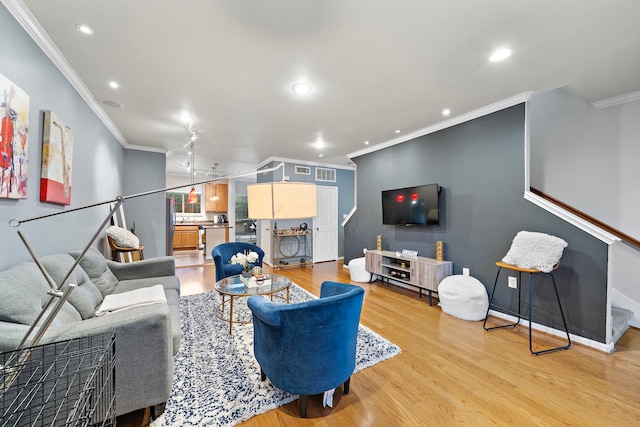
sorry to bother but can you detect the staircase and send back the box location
[612,306,634,345]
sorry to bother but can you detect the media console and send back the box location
[365,250,453,305]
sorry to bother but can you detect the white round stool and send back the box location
[348,257,374,283]
[437,275,489,321]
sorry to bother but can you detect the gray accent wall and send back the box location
[0,5,166,268]
[345,104,609,342]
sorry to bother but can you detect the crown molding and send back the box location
[256,156,356,171]
[591,90,640,109]
[348,92,533,160]
[2,0,127,147]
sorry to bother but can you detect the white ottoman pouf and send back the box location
[348,257,374,283]
[438,275,489,321]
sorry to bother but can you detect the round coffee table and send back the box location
[214,273,292,334]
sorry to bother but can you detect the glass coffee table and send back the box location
[214,273,292,334]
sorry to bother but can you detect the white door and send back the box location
[313,186,338,263]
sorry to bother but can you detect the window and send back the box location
[167,192,202,214]
[235,195,248,220]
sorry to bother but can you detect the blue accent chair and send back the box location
[247,281,365,417]
[211,242,265,282]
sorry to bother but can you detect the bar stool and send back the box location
[483,231,571,355]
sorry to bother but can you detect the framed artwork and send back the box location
[0,72,30,199]
[41,110,73,205]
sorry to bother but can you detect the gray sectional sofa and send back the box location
[0,247,181,417]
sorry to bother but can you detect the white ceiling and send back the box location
[10,0,640,178]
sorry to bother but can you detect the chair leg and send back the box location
[529,272,571,355]
[299,395,309,418]
[484,267,522,331]
[343,377,351,394]
[260,367,266,381]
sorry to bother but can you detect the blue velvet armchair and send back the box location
[212,242,265,282]
[247,281,365,417]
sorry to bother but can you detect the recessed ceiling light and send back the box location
[292,83,312,94]
[489,48,512,62]
[178,112,193,123]
[442,108,451,116]
[76,24,93,35]
[318,153,324,158]
[364,141,369,145]
[108,81,119,89]
[101,100,124,108]
[395,129,401,134]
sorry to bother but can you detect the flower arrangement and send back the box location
[230,250,259,274]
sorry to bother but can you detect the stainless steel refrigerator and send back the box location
[166,197,176,256]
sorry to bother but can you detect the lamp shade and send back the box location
[248,182,317,219]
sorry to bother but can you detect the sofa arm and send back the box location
[40,304,174,417]
[107,256,176,280]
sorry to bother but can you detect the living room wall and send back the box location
[0,5,166,268]
[344,104,609,343]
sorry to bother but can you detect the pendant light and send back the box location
[187,132,198,204]
[210,163,220,202]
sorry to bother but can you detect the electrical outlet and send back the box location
[463,267,470,276]
[508,276,518,289]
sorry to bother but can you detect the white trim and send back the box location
[341,206,357,227]
[523,191,620,245]
[487,310,615,353]
[257,156,356,171]
[348,92,533,160]
[591,90,640,109]
[2,0,128,147]
[125,144,168,154]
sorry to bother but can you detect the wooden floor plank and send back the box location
[120,251,640,426]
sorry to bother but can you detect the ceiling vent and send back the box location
[316,167,336,182]
[295,165,311,175]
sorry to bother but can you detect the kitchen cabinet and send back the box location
[173,225,200,250]
[205,183,228,212]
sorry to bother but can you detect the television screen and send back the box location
[382,184,440,226]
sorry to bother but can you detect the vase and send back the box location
[242,270,252,279]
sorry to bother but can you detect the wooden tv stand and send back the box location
[365,250,453,305]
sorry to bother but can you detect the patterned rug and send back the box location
[152,283,401,427]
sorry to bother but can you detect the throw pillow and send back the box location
[502,231,568,273]
[69,247,119,296]
[107,225,139,248]
[41,254,104,319]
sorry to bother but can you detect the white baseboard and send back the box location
[488,309,615,353]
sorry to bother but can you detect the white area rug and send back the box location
[152,283,401,427]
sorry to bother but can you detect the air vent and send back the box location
[295,165,311,175]
[316,167,336,182]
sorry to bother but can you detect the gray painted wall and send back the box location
[0,5,165,267]
[530,87,640,241]
[122,149,167,259]
[345,105,609,342]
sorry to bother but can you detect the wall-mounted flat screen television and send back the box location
[382,183,440,226]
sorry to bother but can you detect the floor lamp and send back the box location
[7,162,291,356]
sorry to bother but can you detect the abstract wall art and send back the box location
[0,72,30,199]
[41,110,73,205]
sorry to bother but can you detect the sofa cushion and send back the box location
[0,262,82,326]
[69,247,119,296]
[41,254,104,319]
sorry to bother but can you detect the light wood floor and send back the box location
[129,251,640,426]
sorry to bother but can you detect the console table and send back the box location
[272,229,312,269]
[365,250,453,305]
